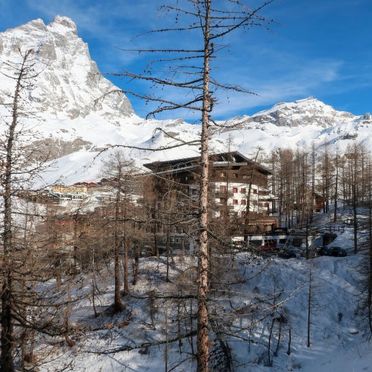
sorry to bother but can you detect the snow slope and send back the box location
[37,226,372,372]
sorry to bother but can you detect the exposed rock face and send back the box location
[251,97,355,127]
[225,97,363,129]
[0,16,134,121]
[30,138,92,161]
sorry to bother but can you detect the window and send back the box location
[233,199,238,205]
[240,188,246,193]
[220,171,226,178]
[232,187,238,193]
[220,185,227,193]
[241,199,246,205]
[233,173,239,178]
[253,189,257,194]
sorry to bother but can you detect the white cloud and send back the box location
[131,56,343,120]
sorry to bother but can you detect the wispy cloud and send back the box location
[127,50,344,120]
[211,58,343,117]
[25,0,162,36]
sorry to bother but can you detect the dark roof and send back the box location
[143,151,271,175]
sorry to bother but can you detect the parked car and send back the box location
[258,243,277,256]
[300,248,318,259]
[322,232,337,246]
[328,246,347,257]
[318,246,347,257]
[278,249,297,259]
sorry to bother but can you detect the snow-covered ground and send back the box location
[35,221,372,372]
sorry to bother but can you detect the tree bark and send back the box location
[368,162,372,333]
[114,176,123,311]
[123,238,130,295]
[197,1,211,370]
[333,154,339,223]
[307,268,312,348]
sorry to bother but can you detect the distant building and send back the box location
[143,151,277,250]
[50,184,88,200]
[48,181,117,202]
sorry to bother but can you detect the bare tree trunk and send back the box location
[287,328,291,355]
[164,307,169,372]
[334,154,339,223]
[73,212,79,274]
[64,280,75,347]
[244,148,261,243]
[166,216,171,282]
[1,270,13,372]
[352,147,359,254]
[114,184,123,312]
[307,268,312,348]
[353,182,358,254]
[123,238,130,295]
[189,298,195,356]
[367,161,372,333]
[274,320,282,357]
[311,143,316,222]
[1,50,32,372]
[90,242,99,317]
[197,2,211,370]
[305,222,309,260]
[267,319,275,366]
[132,245,139,286]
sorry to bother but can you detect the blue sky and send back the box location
[1,0,371,120]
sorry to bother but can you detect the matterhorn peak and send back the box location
[295,96,320,103]
[48,15,78,34]
[0,16,134,121]
[22,18,47,30]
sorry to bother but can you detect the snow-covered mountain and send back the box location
[1,17,372,186]
[252,97,356,127]
[0,16,133,120]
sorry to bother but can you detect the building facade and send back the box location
[144,151,277,249]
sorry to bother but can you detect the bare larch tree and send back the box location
[109,1,273,370]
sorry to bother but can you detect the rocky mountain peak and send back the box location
[251,96,355,128]
[0,16,134,121]
[49,16,78,34]
[21,18,47,31]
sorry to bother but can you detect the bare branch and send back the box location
[110,71,203,90]
[210,0,274,40]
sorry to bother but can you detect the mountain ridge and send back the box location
[1,17,371,185]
